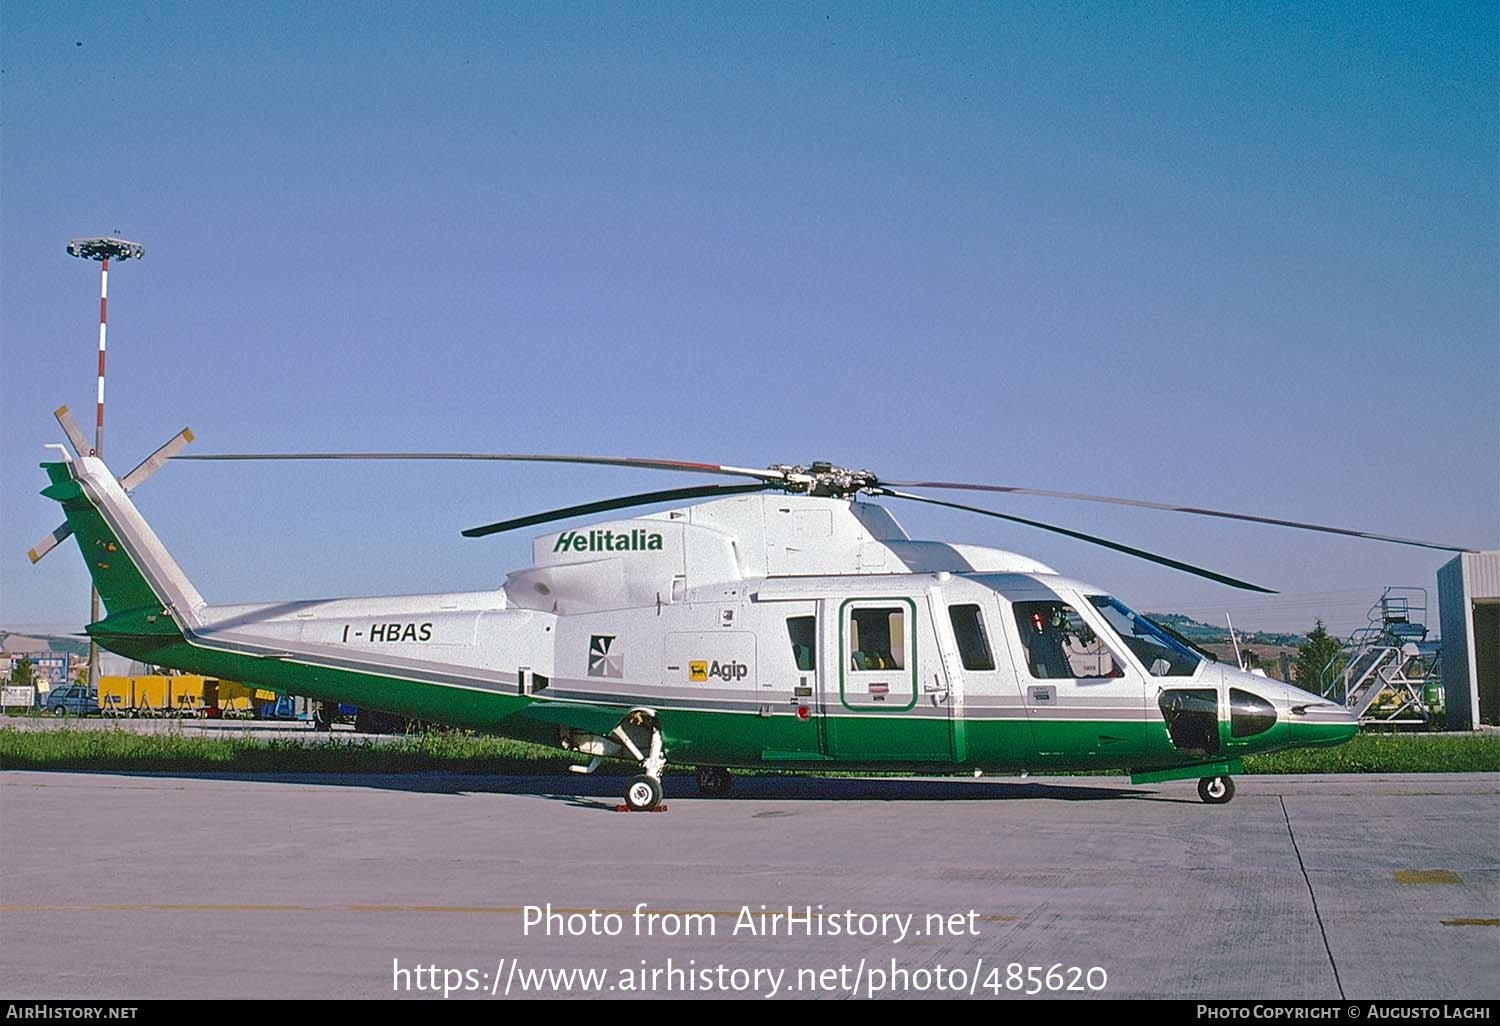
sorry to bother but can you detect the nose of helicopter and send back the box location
[1283,684,1359,747]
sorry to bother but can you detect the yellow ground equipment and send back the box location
[96,675,270,717]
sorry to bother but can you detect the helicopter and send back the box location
[30,406,1473,809]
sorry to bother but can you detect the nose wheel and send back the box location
[1197,775,1235,804]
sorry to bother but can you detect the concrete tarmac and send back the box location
[0,770,1494,1001]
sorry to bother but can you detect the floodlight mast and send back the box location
[67,236,145,688]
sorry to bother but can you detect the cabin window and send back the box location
[786,616,816,671]
[848,607,905,671]
[1011,601,1124,679]
[948,604,995,671]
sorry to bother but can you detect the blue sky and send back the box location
[2,2,1496,637]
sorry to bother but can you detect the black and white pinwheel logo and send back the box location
[588,635,623,678]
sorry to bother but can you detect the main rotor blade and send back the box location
[879,479,1472,554]
[874,488,1276,593]
[177,451,785,484]
[462,483,773,538]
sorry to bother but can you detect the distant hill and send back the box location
[1142,613,1309,680]
[1143,613,1310,649]
[0,631,89,658]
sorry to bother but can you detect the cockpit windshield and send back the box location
[1086,595,1203,677]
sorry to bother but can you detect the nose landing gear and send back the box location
[1131,763,1242,803]
[1197,775,1235,804]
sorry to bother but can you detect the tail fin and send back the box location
[41,455,205,632]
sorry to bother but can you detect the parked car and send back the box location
[46,685,101,717]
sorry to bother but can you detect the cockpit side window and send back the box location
[1011,601,1124,679]
[1086,596,1202,677]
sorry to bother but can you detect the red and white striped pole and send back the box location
[66,235,144,688]
[95,256,108,457]
[88,256,108,687]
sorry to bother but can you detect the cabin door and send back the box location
[822,597,953,761]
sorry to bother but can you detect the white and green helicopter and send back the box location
[31,407,1471,808]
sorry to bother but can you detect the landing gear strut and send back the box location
[612,711,667,811]
[696,766,732,797]
[1197,775,1235,804]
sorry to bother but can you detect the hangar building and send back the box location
[1437,551,1500,728]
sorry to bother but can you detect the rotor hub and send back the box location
[767,462,879,498]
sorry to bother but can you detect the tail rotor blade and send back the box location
[32,427,192,564]
[28,523,72,564]
[120,428,194,492]
[874,488,1276,593]
[53,405,92,457]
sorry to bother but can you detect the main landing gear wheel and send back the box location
[625,775,663,812]
[696,766,732,797]
[1197,775,1235,804]
[612,710,667,811]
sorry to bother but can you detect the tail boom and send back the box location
[38,454,542,730]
